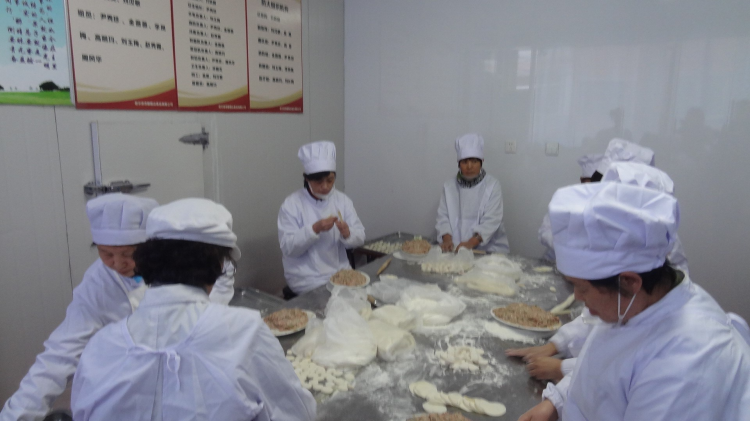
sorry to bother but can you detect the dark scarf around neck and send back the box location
[456,168,486,188]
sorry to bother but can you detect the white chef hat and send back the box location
[596,138,655,174]
[298,141,336,174]
[87,193,159,246]
[577,153,605,178]
[601,161,675,194]
[455,133,484,161]
[146,198,241,260]
[549,182,678,280]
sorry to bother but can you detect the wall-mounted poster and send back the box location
[67,0,177,109]
[246,0,302,112]
[173,0,249,111]
[66,0,303,112]
[0,0,72,105]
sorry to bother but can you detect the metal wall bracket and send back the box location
[179,128,209,149]
[84,180,151,196]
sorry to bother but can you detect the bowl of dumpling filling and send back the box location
[401,239,432,257]
[329,269,371,288]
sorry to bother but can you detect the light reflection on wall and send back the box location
[527,37,750,151]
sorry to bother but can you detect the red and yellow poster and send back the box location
[67,0,302,112]
[68,0,177,109]
[246,0,302,112]
[173,0,249,111]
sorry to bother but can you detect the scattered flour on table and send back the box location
[518,273,556,287]
[483,321,537,345]
[323,352,435,421]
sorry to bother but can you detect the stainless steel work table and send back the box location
[232,253,574,421]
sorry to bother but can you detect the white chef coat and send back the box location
[538,213,689,272]
[545,277,750,420]
[548,308,595,375]
[1,260,235,421]
[278,188,365,294]
[436,174,509,253]
[208,260,238,306]
[71,285,315,421]
[538,213,556,262]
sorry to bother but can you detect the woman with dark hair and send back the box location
[1,194,158,420]
[517,183,750,421]
[278,141,365,296]
[71,198,315,421]
[512,162,690,383]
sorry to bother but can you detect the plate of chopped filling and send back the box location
[263,308,316,337]
[491,303,562,332]
[329,269,371,288]
[401,239,432,257]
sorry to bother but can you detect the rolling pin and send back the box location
[376,257,392,275]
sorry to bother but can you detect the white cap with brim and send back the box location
[455,133,484,161]
[298,140,336,175]
[577,153,605,178]
[596,138,655,175]
[549,182,678,280]
[87,193,159,246]
[146,198,241,260]
[601,161,675,194]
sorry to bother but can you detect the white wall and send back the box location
[0,0,343,404]
[344,0,750,320]
[0,107,72,402]
[55,0,343,294]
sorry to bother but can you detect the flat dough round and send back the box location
[475,399,507,417]
[422,402,447,414]
[457,397,473,412]
[447,392,463,407]
[409,381,438,399]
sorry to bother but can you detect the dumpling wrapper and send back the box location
[422,402,447,414]
[409,381,438,399]
[457,396,473,412]
[446,392,464,407]
[474,398,507,417]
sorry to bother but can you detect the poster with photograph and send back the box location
[68,0,177,109]
[246,0,302,112]
[0,0,72,105]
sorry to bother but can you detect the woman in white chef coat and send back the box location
[278,141,365,297]
[0,194,236,421]
[540,139,654,262]
[71,198,316,421]
[540,139,688,269]
[436,133,509,254]
[517,182,750,421]
[514,162,689,383]
[589,137,655,182]
[538,153,604,262]
[0,194,158,421]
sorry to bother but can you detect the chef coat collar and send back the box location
[301,187,331,207]
[137,284,210,308]
[618,272,691,329]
